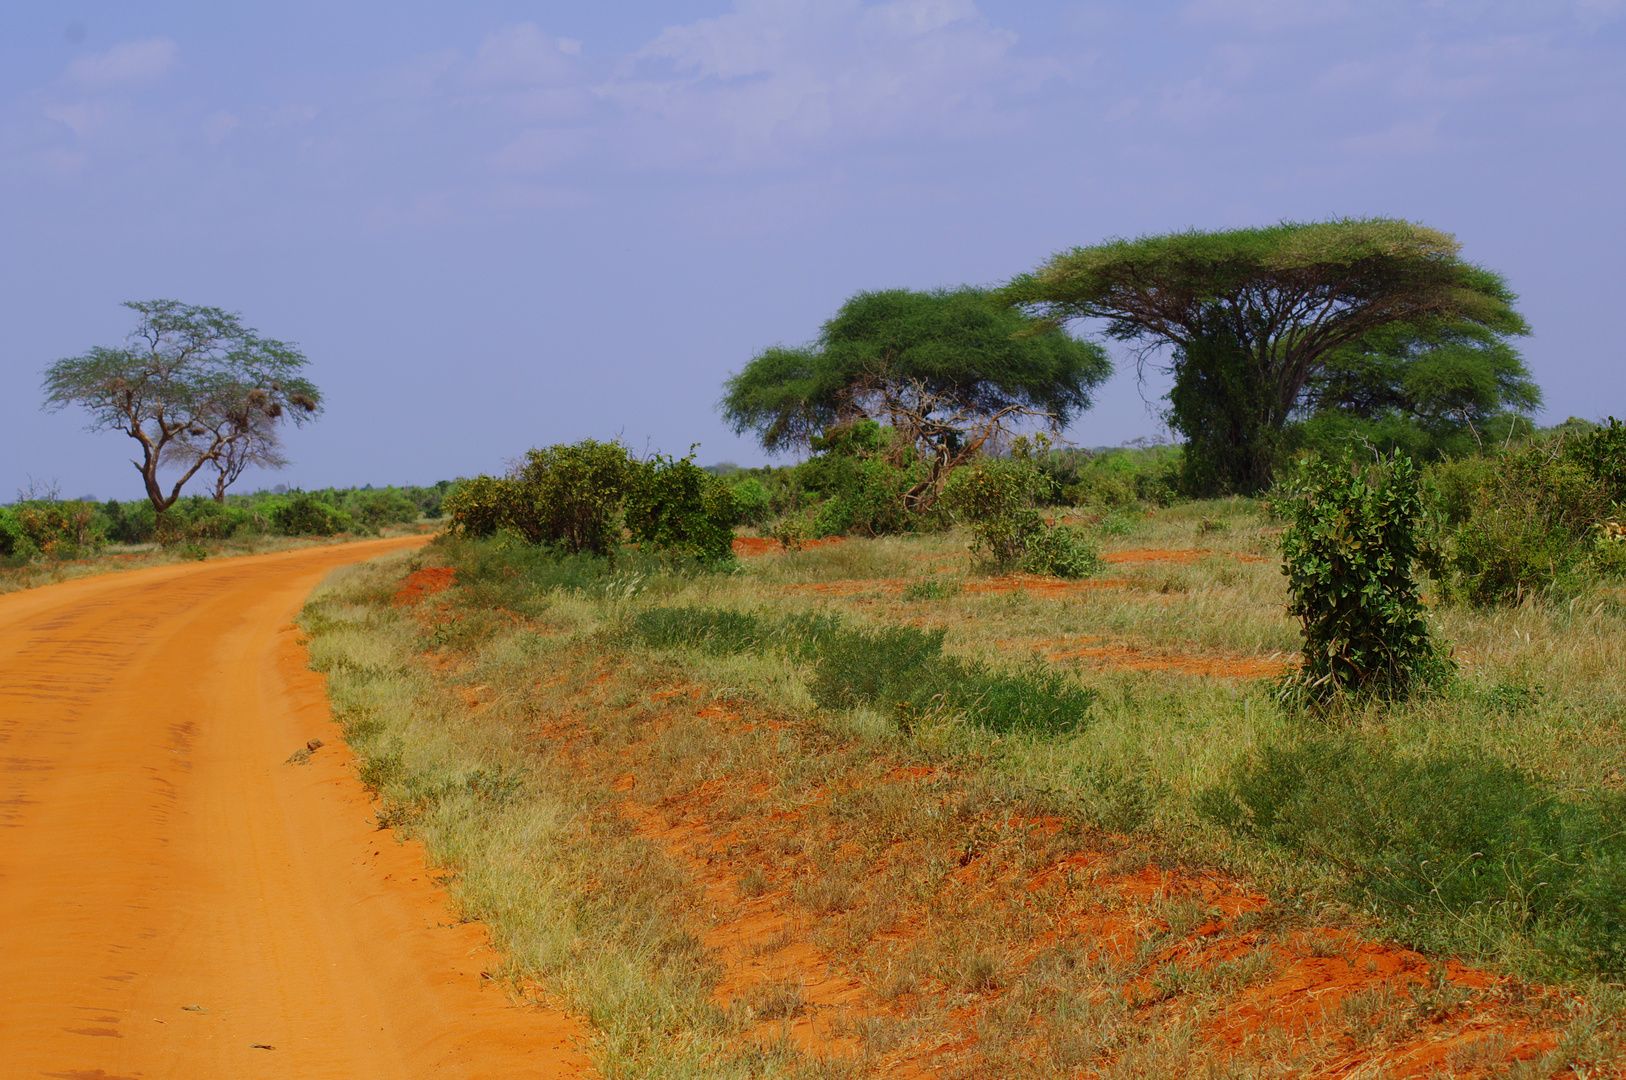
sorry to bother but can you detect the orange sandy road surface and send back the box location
[0,537,592,1080]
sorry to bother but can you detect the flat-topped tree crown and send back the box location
[43,300,322,514]
[721,286,1111,511]
[1004,218,1528,493]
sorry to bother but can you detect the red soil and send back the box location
[1103,547,1273,565]
[1045,638,1291,678]
[0,539,592,1079]
[395,565,459,605]
[733,536,848,557]
[603,696,1597,1078]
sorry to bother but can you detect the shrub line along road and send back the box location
[0,537,591,1079]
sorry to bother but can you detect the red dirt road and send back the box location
[0,538,591,1079]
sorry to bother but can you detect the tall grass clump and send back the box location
[621,606,1096,735]
[1199,733,1626,977]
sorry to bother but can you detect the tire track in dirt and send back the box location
[0,538,591,1080]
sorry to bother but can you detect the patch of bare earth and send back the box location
[508,669,1604,1078]
[766,547,1288,680]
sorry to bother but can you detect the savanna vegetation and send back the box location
[28,220,1626,1074]
[298,407,1626,1077]
[0,481,448,591]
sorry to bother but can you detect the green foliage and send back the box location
[1295,316,1543,463]
[941,457,1048,570]
[443,476,530,541]
[1057,444,1183,509]
[271,491,353,536]
[10,500,102,559]
[808,625,1096,735]
[0,507,38,561]
[1563,416,1626,509]
[1020,525,1106,579]
[761,421,920,538]
[1199,734,1626,976]
[722,287,1111,455]
[511,439,639,557]
[941,450,1104,578]
[447,441,738,562]
[155,496,253,542]
[620,606,1096,735]
[624,452,738,563]
[1276,452,1450,703]
[345,488,421,530]
[1168,317,1282,495]
[1442,442,1613,605]
[1006,218,1530,496]
[725,476,772,527]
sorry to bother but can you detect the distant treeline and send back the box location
[1,482,453,562]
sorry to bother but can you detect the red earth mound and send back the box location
[394,565,458,605]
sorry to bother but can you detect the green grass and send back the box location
[298,504,1626,1075]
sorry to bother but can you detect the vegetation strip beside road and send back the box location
[303,514,1626,1078]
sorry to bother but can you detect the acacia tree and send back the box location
[1003,219,1529,494]
[161,402,291,502]
[43,300,321,515]
[720,287,1111,510]
[1297,315,1542,459]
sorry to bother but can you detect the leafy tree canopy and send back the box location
[42,300,320,514]
[720,287,1111,509]
[1295,316,1541,459]
[1004,219,1529,493]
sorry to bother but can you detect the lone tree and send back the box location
[161,405,291,503]
[720,287,1111,510]
[43,300,321,515]
[1003,219,1528,494]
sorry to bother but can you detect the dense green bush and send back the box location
[1276,452,1450,704]
[443,475,533,541]
[10,500,102,558]
[1020,525,1106,579]
[941,452,1103,578]
[345,488,422,529]
[511,439,639,556]
[725,477,772,527]
[1200,734,1626,976]
[1058,444,1182,508]
[1563,416,1626,508]
[1443,442,1613,605]
[154,496,254,542]
[793,422,921,537]
[0,507,36,561]
[624,453,738,563]
[271,491,353,536]
[447,442,738,562]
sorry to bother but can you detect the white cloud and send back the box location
[1181,0,1353,31]
[62,38,178,91]
[42,102,106,138]
[467,24,581,86]
[599,0,1039,168]
[202,111,240,143]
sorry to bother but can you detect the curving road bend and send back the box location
[0,538,591,1079]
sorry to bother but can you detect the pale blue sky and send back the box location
[3,0,1622,497]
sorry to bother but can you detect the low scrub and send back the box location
[445,440,737,563]
[941,449,1104,578]
[1200,734,1626,976]
[622,606,1097,735]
